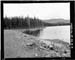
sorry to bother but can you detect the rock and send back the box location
[4,30,70,58]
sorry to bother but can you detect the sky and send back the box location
[4,3,70,20]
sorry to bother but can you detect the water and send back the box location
[39,25,70,43]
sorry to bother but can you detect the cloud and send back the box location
[4,3,70,20]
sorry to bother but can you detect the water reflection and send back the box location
[23,29,43,36]
[23,25,70,43]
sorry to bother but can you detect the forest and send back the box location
[4,16,70,29]
[4,17,46,29]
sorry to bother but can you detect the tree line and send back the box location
[4,16,46,29]
[4,16,69,29]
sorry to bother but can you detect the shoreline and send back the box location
[4,30,70,58]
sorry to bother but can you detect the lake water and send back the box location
[39,25,70,43]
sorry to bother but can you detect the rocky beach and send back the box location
[4,30,70,58]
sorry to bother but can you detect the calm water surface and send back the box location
[39,25,70,43]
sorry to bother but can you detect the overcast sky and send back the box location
[4,3,70,20]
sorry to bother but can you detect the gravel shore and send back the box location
[4,30,70,58]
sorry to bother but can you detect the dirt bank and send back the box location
[4,30,70,58]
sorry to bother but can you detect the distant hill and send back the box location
[43,19,70,24]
